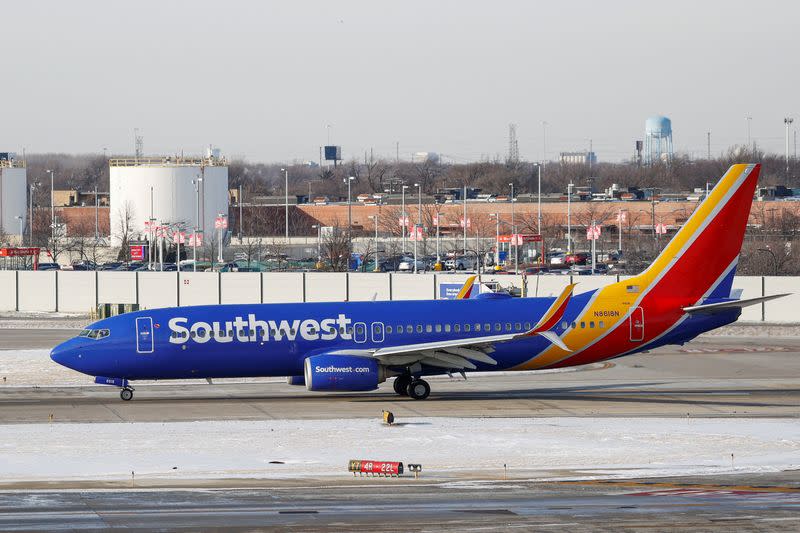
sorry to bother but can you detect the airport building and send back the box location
[109,149,229,245]
[0,153,27,242]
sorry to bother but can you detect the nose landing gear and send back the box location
[120,387,134,401]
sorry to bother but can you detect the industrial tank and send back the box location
[645,116,672,137]
[109,153,228,245]
[0,158,27,240]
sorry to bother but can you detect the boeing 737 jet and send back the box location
[51,163,786,400]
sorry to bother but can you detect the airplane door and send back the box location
[371,322,385,343]
[354,322,367,343]
[136,317,154,354]
[629,307,644,342]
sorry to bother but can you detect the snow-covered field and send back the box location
[1,418,798,483]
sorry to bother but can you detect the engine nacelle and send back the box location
[304,355,384,392]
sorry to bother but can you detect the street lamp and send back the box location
[369,214,380,271]
[311,224,322,268]
[281,168,289,242]
[15,215,23,243]
[567,181,574,254]
[28,183,36,246]
[192,177,203,271]
[490,213,501,269]
[46,169,54,242]
[401,184,409,253]
[785,117,794,174]
[345,176,355,265]
[413,183,421,273]
[509,182,516,273]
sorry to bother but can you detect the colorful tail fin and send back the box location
[631,163,760,305]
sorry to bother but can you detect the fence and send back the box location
[0,271,795,323]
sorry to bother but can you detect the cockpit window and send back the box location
[79,328,110,340]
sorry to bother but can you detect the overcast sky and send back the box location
[1,0,797,164]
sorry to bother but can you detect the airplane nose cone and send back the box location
[50,340,76,369]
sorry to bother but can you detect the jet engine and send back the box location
[303,355,386,392]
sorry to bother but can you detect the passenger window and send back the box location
[599,321,605,328]
[444,324,451,333]
[198,329,206,338]
[209,330,215,338]
[505,323,512,331]
[386,326,393,334]
[474,323,481,332]
[397,324,403,333]
[580,322,586,328]
[494,323,501,332]
[190,331,196,338]
[561,321,569,330]
[455,324,462,332]
[271,329,278,337]
[406,325,413,334]
[435,324,442,333]
[484,323,490,332]
[589,322,595,329]
[425,325,432,333]
[416,325,423,333]
[571,322,576,329]
[524,322,531,330]
[515,323,522,331]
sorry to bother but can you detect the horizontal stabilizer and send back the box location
[682,294,789,314]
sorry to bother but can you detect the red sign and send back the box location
[173,231,186,244]
[188,233,203,246]
[129,245,146,261]
[0,247,40,257]
[214,216,228,230]
[355,460,403,476]
[498,234,542,244]
[655,223,668,235]
[408,225,424,241]
[459,217,471,229]
[433,214,443,225]
[587,225,601,240]
[398,215,409,227]
[616,210,627,223]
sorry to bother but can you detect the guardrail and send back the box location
[0,271,794,323]
[108,157,227,167]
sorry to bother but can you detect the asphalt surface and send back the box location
[2,328,800,531]
[1,474,799,531]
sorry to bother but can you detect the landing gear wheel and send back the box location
[120,388,134,401]
[393,375,411,396]
[406,379,430,400]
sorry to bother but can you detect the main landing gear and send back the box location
[392,375,430,400]
[120,387,134,401]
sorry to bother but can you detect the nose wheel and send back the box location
[120,387,134,401]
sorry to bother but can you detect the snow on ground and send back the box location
[1,418,798,483]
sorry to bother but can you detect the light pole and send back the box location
[94,184,99,242]
[28,183,36,246]
[217,213,226,264]
[15,215,23,243]
[312,224,322,268]
[490,213,500,268]
[401,184,408,253]
[746,116,753,152]
[413,183,421,273]
[509,182,517,272]
[281,168,289,242]
[785,117,794,174]
[238,185,243,242]
[567,181,573,253]
[435,208,441,266]
[46,169,54,243]
[370,214,380,271]
[192,177,202,271]
[346,176,355,266]
[536,164,542,235]
[462,184,468,254]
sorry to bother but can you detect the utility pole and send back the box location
[238,185,243,242]
[414,183,422,274]
[28,183,35,246]
[46,169,54,243]
[346,176,355,264]
[707,130,711,159]
[567,182,573,254]
[785,117,794,174]
[510,182,516,273]
[401,184,408,252]
[281,168,289,241]
[94,184,99,242]
[462,184,468,254]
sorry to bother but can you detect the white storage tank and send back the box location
[0,156,27,241]
[109,153,229,245]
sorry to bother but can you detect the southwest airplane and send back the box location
[51,164,785,401]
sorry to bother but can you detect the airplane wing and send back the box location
[682,293,789,314]
[328,283,576,370]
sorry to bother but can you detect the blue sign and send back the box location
[439,283,479,300]
[498,251,508,262]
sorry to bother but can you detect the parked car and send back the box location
[398,256,427,272]
[445,256,476,271]
[71,261,97,271]
[565,252,590,265]
[37,262,61,271]
[548,253,567,266]
[522,265,550,275]
[99,262,123,271]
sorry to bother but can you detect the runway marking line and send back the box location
[556,480,800,493]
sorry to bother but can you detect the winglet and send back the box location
[455,275,478,299]
[518,283,576,352]
[531,283,577,333]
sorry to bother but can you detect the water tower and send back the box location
[644,116,673,164]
